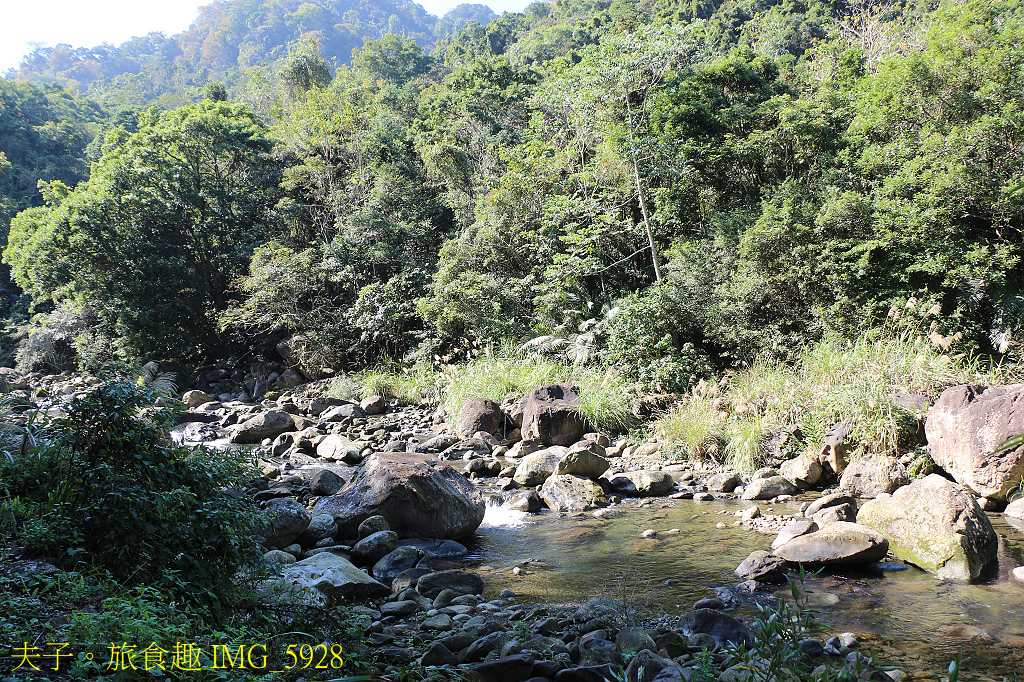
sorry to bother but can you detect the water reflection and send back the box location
[469,497,1024,679]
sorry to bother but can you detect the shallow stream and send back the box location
[469,497,1024,680]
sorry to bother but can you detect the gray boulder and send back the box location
[351,530,398,565]
[741,475,798,500]
[608,471,675,497]
[735,550,787,582]
[521,384,587,446]
[316,435,362,463]
[297,513,338,547]
[231,410,296,444]
[780,453,823,489]
[312,453,485,539]
[540,474,609,512]
[557,449,610,479]
[372,546,424,585]
[771,519,819,550]
[858,474,997,580]
[707,472,741,493]
[282,551,389,600]
[513,447,567,486]
[309,469,345,497]
[676,609,752,646]
[926,384,1024,500]
[263,498,311,548]
[416,570,485,599]
[360,395,387,415]
[456,398,507,439]
[773,521,888,565]
[840,453,907,498]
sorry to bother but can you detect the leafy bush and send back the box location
[1,379,265,616]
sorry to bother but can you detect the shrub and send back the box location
[1,378,266,616]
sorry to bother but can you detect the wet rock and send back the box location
[858,474,997,580]
[607,471,675,497]
[735,550,787,583]
[313,452,485,539]
[541,474,609,512]
[693,598,725,610]
[505,490,544,513]
[771,519,819,550]
[397,538,468,563]
[840,453,907,498]
[774,522,889,565]
[553,664,623,682]
[676,609,752,646]
[263,498,311,549]
[521,384,587,446]
[741,476,798,500]
[926,384,1024,500]
[231,410,296,444]
[416,569,485,599]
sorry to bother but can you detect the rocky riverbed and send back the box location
[4,369,1024,680]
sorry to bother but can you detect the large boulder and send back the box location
[607,471,675,497]
[312,453,485,539]
[231,410,296,444]
[925,384,1024,500]
[858,474,998,580]
[773,522,889,565]
[521,384,587,446]
[840,453,907,498]
[456,398,507,439]
[540,474,609,512]
[513,447,568,486]
[675,609,751,647]
[741,475,798,500]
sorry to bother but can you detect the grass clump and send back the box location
[656,302,994,471]
[440,349,635,433]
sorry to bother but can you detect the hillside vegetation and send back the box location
[0,0,1021,397]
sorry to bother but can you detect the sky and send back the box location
[0,0,529,73]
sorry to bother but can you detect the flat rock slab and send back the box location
[774,521,889,565]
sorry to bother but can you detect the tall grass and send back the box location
[442,351,635,433]
[656,303,1003,471]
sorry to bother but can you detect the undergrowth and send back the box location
[657,302,1012,471]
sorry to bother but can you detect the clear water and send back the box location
[467,497,1024,680]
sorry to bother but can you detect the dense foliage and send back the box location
[2,0,1023,387]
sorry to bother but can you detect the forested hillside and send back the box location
[2,0,1022,389]
[5,0,495,108]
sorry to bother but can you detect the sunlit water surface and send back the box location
[467,497,1024,680]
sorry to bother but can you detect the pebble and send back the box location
[642,529,658,538]
[1012,566,1024,583]
[715,522,727,529]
